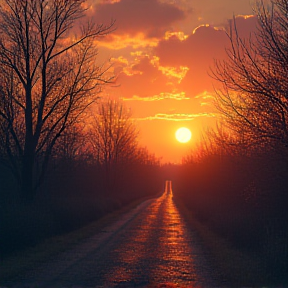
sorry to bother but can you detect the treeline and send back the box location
[173,0,288,285]
[172,139,288,284]
[0,100,162,256]
[0,1,162,257]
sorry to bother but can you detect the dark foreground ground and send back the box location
[2,182,223,288]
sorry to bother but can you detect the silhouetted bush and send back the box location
[171,148,288,284]
[0,155,162,257]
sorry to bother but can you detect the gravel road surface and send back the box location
[5,181,221,287]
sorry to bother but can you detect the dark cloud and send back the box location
[227,15,258,38]
[155,25,228,66]
[154,15,258,95]
[92,0,186,37]
[153,25,228,94]
[109,14,258,99]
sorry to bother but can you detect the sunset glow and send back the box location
[1,1,286,286]
[175,128,192,143]
[90,0,255,162]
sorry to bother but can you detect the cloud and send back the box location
[195,91,215,106]
[189,0,253,27]
[91,0,186,38]
[110,15,258,102]
[115,55,176,98]
[153,25,228,95]
[155,24,229,68]
[227,15,258,38]
[100,33,160,50]
[113,52,192,100]
[135,112,215,121]
[153,15,258,95]
[122,92,190,102]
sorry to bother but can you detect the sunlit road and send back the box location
[9,181,220,287]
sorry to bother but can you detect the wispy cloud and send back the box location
[98,33,159,50]
[195,91,215,106]
[164,31,188,41]
[195,91,214,100]
[135,112,215,121]
[122,92,189,101]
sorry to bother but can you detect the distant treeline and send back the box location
[0,100,163,257]
[171,145,287,283]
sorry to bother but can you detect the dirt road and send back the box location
[5,181,221,287]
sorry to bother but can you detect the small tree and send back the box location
[89,100,138,193]
[212,0,288,156]
[0,0,114,200]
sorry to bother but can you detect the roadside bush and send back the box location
[0,159,162,257]
[172,149,288,284]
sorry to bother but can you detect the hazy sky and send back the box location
[88,0,256,163]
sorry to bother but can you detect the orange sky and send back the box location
[87,0,257,163]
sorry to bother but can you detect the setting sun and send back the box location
[175,127,192,143]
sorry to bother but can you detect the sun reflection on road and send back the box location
[157,181,199,284]
[100,180,210,287]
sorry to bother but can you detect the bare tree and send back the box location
[89,100,138,193]
[212,0,288,154]
[0,0,114,200]
[53,124,86,163]
[133,147,160,166]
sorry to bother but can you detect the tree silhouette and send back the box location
[89,100,138,194]
[212,0,288,153]
[0,0,113,200]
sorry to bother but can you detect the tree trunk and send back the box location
[20,148,35,202]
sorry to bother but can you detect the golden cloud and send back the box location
[135,112,215,121]
[97,33,159,50]
[130,51,147,57]
[237,15,255,20]
[193,24,210,34]
[150,55,189,82]
[123,67,143,76]
[122,92,190,101]
[114,53,189,86]
[111,56,129,65]
[195,91,215,106]
[164,31,188,41]
[158,65,189,83]
[195,91,214,100]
